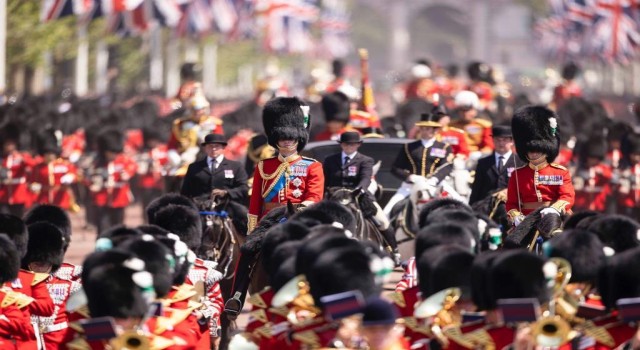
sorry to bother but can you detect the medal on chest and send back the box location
[430,148,446,158]
[291,177,303,198]
[347,166,357,177]
[48,283,69,305]
[538,174,563,185]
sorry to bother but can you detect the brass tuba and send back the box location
[271,275,319,325]
[530,258,573,347]
[109,330,150,350]
[414,287,462,347]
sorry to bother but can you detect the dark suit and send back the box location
[323,152,374,191]
[180,157,249,204]
[391,139,453,182]
[469,152,523,204]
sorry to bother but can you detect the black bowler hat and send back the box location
[491,125,512,138]
[338,131,362,144]
[201,134,227,146]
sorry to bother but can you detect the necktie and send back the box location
[211,159,217,171]
[497,155,504,172]
[344,156,350,166]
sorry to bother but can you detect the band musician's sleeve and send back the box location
[505,169,523,222]
[301,162,324,206]
[551,168,575,214]
[247,163,263,233]
[29,277,55,317]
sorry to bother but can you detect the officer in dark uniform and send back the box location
[385,113,454,213]
[323,132,399,261]
[469,125,524,205]
[180,134,249,205]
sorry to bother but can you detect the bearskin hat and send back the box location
[587,214,640,254]
[417,244,474,299]
[425,208,482,243]
[261,221,309,276]
[23,222,65,272]
[302,200,357,233]
[180,62,200,80]
[136,224,170,237]
[145,193,198,224]
[83,250,151,319]
[24,204,71,252]
[266,241,302,284]
[487,250,549,307]
[470,251,502,311]
[96,128,124,154]
[98,225,142,248]
[296,232,361,277]
[415,222,477,258]
[0,214,28,258]
[0,122,21,145]
[153,204,202,252]
[307,245,379,304]
[321,92,350,124]
[512,105,561,162]
[142,127,164,145]
[563,211,601,230]
[598,246,640,310]
[418,197,472,227]
[272,256,297,293]
[607,121,631,143]
[119,236,173,298]
[561,62,580,80]
[467,61,492,82]
[332,59,345,78]
[154,236,191,286]
[33,127,62,155]
[626,132,640,155]
[580,134,607,161]
[0,234,20,284]
[544,229,605,284]
[262,96,311,152]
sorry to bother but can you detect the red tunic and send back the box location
[248,155,324,231]
[28,158,79,210]
[449,119,493,154]
[552,81,582,108]
[349,110,381,132]
[437,127,470,158]
[0,151,35,205]
[87,154,138,208]
[617,164,640,209]
[136,145,169,189]
[0,289,35,350]
[185,260,224,347]
[506,162,575,219]
[467,81,493,110]
[36,276,82,350]
[573,164,613,212]
[405,78,437,101]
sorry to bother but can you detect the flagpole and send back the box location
[166,36,180,98]
[75,21,89,96]
[202,41,217,99]
[95,40,109,95]
[0,0,6,97]
[150,24,163,91]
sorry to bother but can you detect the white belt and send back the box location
[2,177,26,185]
[42,322,68,333]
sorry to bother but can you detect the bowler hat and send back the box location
[338,131,362,144]
[201,134,227,146]
[491,125,512,138]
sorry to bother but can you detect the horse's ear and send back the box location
[286,200,296,216]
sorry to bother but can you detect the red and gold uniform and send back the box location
[554,146,574,167]
[573,164,613,212]
[467,81,493,111]
[450,118,493,154]
[162,284,207,349]
[34,275,82,350]
[61,130,85,164]
[0,151,35,206]
[185,259,224,348]
[54,262,82,282]
[552,81,582,108]
[28,158,79,211]
[0,288,36,350]
[248,154,324,231]
[86,154,137,208]
[405,78,437,101]
[137,144,168,190]
[617,164,640,216]
[313,125,357,142]
[437,127,470,158]
[166,115,224,177]
[506,161,575,221]
[349,110,381,133]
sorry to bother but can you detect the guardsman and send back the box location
[432,99,470,159]
[618,133,640,218]
[465,61,494,112]
[573,135,613,213]
[166,94,224,192]
[385,113,454,214]
[326,59,353,94]
[314,91,355,141]
[246,97,324,229]
[86,128,137,235]
[0,234,35,350]
[404,59,437,102]
[28,128,80,212]
[136,127,168,214]
[173,62,203,109]
[450,91,494,160]
[22,222,81,350]
[0,122,34,217]
[506,106,575,227]
[551,61,582,110]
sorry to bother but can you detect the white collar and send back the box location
[342,151,357,160]
[495,151,512,161]
[421,138,435,147]
[208,155,224,165]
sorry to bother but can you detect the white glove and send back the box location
[540,207,560,217]
[167,150,182,167]
[407,174,423,184]
[514,215,525,227]
[30,183,42,193]
[60,173,75,184]
[469,151,484,161]
[425,177,439,187]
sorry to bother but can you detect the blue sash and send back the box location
[264,173,287,202]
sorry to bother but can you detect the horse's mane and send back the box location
[240,206,289,256]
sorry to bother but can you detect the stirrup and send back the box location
[224,292,243,319]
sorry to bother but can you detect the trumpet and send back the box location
[271,275,319,325]
[530,258,573,347]
[109,330,150,350]
[414,287,462,347]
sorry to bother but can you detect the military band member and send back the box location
[314,91,355,142]
[247,97,324,231]
[28,128,80,212]
[465,62,494,112]
[450,90,494,159]
[506,106,575,226]
[552,61,582,109]
[181,133,249,205]
[573,136,613,213]
[618,133,640,218]
[433,102,470,159]
[136,128,168,215]
[323,131,399,262]
[404,59,436,101]
[0,122,34,217]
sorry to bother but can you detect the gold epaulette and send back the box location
[70,321,84,333]
[443,327,476,349]
[449,126,466,134]
[291,330,320,348]
[248,287,271,308]
[248,214,258,234]
[464,327,495,348]
[154,308,193,334]
[249,309,268,324]
[268,306,289,318]
[403,317,431,336]
[582,321,615,347]
[66,338,91,350]
[255,325,272,339]
[162,284,197,305]
[5,290,35,309]
[32,272,50,285]
[473,118,492,128]
[550,163,568,170]
[388,292,406,309]
[0,291,15,308]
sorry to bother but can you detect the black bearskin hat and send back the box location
[307,245,379,304]
[512,105,561,162]
[416,222,477,258]
[266,241,302,286]
[272,256,297,293]
[418,198,473,227]
[98,226,142,248]
[153,204,202,252]
[580,134,607,161]
[0,122,21,145]
[417,244,474,299]
[332,59,345,78]
[23,222,65,272]
[145,193,198,224]
[96,128,124,154]
[321,92,350,124]
[296,232,361,277]
[544,229,605,283]
[302,200,357,233]
[467,61,492,82]
[262,96,311,152]
[0,234,20,284]
[24,204,72,252]
[561,62,580,80]
[261,221,309,277]
[587,214,640,254]
[598,246,640,310]
[119,236,173,298]
[0,214,28,258]
[83,250,151,319]
[180,62,199,80]
[487,250,549,308]
[34,127,62,155]
[424,208,482,243]
[563,211,601,230]
[470,251,501,311]
[627,133,640,155]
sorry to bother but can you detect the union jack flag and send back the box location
[319,0,351,58]
[41,0,93,22]
[255,0,319,53]
[590,0,640,63]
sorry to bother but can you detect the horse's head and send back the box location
[326,187,358,207]
[408,176,436,210]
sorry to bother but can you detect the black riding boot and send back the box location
[224,251,258,318]
[381,227,401,266]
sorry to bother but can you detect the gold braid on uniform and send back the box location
[405,144,417,175]
[421,147,428,177]
[247,214,258,234]
[551,200,570,214]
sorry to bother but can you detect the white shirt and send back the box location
[421,138,435,148]
[495,151,512,168]
[342,151,357,165]
[207,155,224,169]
